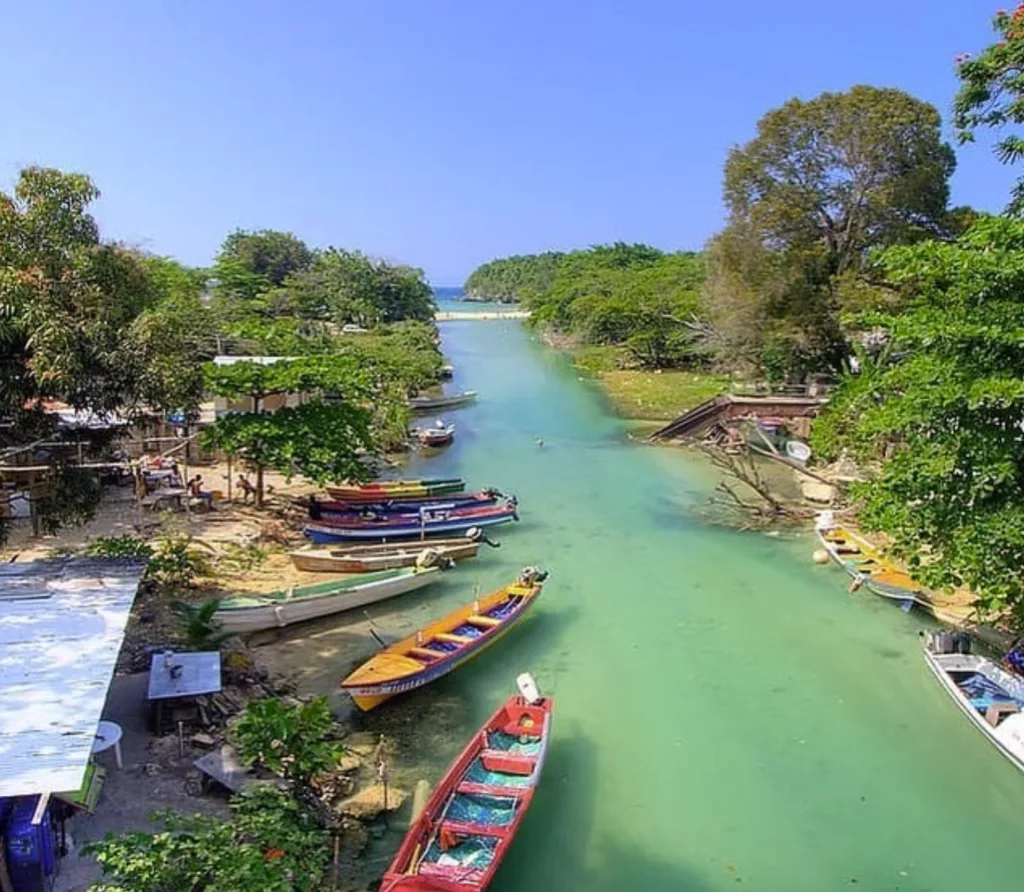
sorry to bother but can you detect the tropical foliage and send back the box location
[200,358,377,504]
[464,252,566,302]
[0,168,212,540]
[465,244,705,369]
[703,86,961,378]
[84,787,331,892]
[814,217,1024,626]
[212,232,435,325]
[234,697,342,784]
[954,5,1024,213]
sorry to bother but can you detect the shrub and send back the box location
[234,697,342,784]
[85,787,330,892]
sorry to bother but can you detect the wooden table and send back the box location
[148,651,222,734]
[192,744,287,795]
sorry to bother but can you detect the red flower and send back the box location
[265,848,286,861]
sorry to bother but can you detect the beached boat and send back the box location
[381,674,552,890]
[814,512,928,607]
[305,501,518,544]
[416,423,455,447]
[409,391,478,412]
[316,489,505,514]
[340,567,547,710]
[326,479,465,501]
[211,566,442,634]
[923,631,1024,774]
[291,535,489,573]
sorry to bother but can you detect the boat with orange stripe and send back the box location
[340,568,547,711]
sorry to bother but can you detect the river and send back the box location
[381,314,1024,890]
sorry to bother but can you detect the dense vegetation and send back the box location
[812,10,1024,627]
[703,85,964,379]
[463,252,566,302]
[0,180,442,535]
[465,244,706,370]
[203,231,442,502]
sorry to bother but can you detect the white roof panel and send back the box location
[0,559,145,797]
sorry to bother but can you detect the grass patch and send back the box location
[570,346,728,421]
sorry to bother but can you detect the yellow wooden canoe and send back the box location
[816,523,929,605]
[340,568,547,711]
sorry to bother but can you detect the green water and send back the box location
[393,320,1024,891]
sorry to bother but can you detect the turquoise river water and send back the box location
[379,315,1024,890]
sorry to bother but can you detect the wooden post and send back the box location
[183,436,190,521]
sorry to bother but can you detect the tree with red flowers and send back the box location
[955,6,1024,212]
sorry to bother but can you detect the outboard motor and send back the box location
[415,548,443,569]
[516,672,543,705]
[518,566,549,586]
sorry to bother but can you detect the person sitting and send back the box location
[188,475,215,509]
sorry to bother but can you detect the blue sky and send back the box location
[0,1,1012,283]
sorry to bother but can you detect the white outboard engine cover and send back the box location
[993,712,1024,762]
[517,672,542,704]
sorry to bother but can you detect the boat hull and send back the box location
[213,567,441,634]
[381,691,553,890]
[341,573,544,710]
[304,509,516,543]
[814,522,928,606]
[347,615,523,710]
[326,482,465,501]
[409,391,477,412]
[291,541,480,573]
[319,490,501,513]
[923,645,1024,774]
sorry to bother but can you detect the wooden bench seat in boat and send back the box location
[439,818,507,838]
[410,647,444,661]
[435,632,474,644]
[479,751,535,775]
[467,614,500,628]
[457,780,527,798]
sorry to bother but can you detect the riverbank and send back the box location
[558,342,728,423]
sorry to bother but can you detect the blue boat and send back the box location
[305,502,518,543]
[315,488,506,517]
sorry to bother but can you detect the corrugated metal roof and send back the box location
[0,558,146,797]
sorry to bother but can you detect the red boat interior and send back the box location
[388,698,550,889]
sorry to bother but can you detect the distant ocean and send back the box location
[432,286,510,315]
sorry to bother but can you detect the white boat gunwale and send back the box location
[922,645,1024,774]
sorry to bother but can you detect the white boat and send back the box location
[211,566,442,634]
[922,631,1024,774]
[409,390,478,411]
[290,536,483,573]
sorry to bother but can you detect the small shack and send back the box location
[0,558,146,889]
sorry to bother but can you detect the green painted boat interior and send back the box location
[218,567,411,610]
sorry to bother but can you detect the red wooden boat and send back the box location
[380,675,552,891]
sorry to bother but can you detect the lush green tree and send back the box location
[513,244,705,368]
[0,168,210,539]
[464,251,567,302]
[201,357,381,504]
[212,229,313,312]
[705,86,958,376]
[812,216,1024,626]
[283,248,435,325]
[955,6,1024,213]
